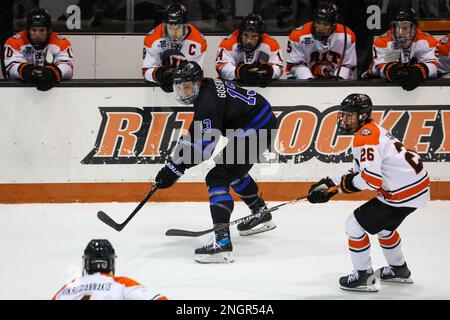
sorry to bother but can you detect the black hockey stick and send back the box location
[97,183,159,231]
[165,186,339,237]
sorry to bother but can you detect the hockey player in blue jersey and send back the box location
[154,61,278,263]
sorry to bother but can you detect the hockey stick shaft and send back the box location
[335,24,347,80]
[165,186,339,237]
[97,183,159,231]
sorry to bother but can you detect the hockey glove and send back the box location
[256,63,274,87]
[400,63,428,91]
[307,177,340,203]
[35,64,62,91]
[383,62,407,82]
[235,63,260,83]
[340,172,362,194]
[154,66,175,93]
[18,63,38,83]
[155,161,185,189]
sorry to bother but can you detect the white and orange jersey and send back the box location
[438,33,450,78]
[52,273,168,300]
[142,23,207,83]
[368,28,439,79]
[3,30,74,80]
[286,22,356,79]
[215,29,284,80]
[335,121,430,208]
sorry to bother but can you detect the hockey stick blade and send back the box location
[97,211,124,231]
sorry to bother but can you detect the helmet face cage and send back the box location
[164,4,188,44]
[337,94,373,134]
[392,8,418,46]
[174,81,200,105]
[312,2,338,42]
[26,8,52,50]
[238,14,264,51]
[173,61,203,105]
[82,240,116,275]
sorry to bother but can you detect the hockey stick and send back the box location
[165,186,339,237]
[335,24,347,80]
[97,183,159,231]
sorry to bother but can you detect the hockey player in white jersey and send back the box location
[438,33,450,78]
[52,239,167,300]
[3,7,73,91]
[215,13,284,86]
[364,8,439,90]
[307,94,430,292]
[286,2,356,80]
[142,4,207,93]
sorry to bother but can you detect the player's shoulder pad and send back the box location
[334,24,356,43]
[438,35,450,56]
[414,28,439,47]
[144,24,164,48]
[6,30,29,50]
[289,22,313,42]
[219,29,239,51]
[261,33,280,51]
[373,30,393,49]
[353,121,380,147]
[48,32,71,51]
[101,273,142,287]
[186,24,207,51]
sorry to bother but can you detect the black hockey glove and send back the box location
[307,177,340,204]
[35,64,62,91]
[18,63,38,83]
[155,161,185,189]
[235,63,260,83]
[154,66,175,93]
[340,172,361,194]
[256,63,274,87]
[400,63,429,91]
[383,62,407,83]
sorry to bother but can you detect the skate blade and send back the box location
[339,284,379,292]
[194,252,234,264]
[381,277,413,284]
[239,222,277,236]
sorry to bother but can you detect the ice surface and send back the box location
[1,200,449,300]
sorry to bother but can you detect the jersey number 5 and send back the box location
[394,141,424,174]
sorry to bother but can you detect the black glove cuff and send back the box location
[340,173,361,194]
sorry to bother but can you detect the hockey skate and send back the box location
[237,198,276,236]
[194,226,234,264]
[339,268,378,292]
[376,263,413,284]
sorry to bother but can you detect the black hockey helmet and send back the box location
[164,4,188,25]
[337,93,373,134]
[173,61,203,105]
[392,8,418,46]
[26,7,52,50]
[238,13,265,51]
[312,2,338,42]
[82,239,116,275]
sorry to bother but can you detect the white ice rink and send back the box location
[1,200,449,300]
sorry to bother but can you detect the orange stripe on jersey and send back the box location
[52,283,68,300]
[334,24,356,44]
[186,25,207,52]
[378,231,401,248]
[47,32,71,51]
[373,30,393,49]
[348,234,370,251]
[5,30,30,50]
[439,36,450,56]
[154,295,169,300]
[289,22,313,42]
[361,170,383,189]
[413,29,439,47]
[379,175,430,202]
[144,24,164,48]
[261,34,280,51]
[101,273,142,287]
[353,121,380,148]
[219,30,239,51]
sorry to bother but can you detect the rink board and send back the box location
[1,85,449,202]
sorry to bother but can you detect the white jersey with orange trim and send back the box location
[438,33,450,78]
[52,273,167,300]
[286,22,357,79]
[142,23,207,83]
[3,30,74,80]
[368,28,439,79]
[334,121,430,208]
[215,30,284,80]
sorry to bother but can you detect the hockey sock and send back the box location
[230,174,261,209]
[208,186,234,224]
[346,214,372,270]
[377,230,405,266]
